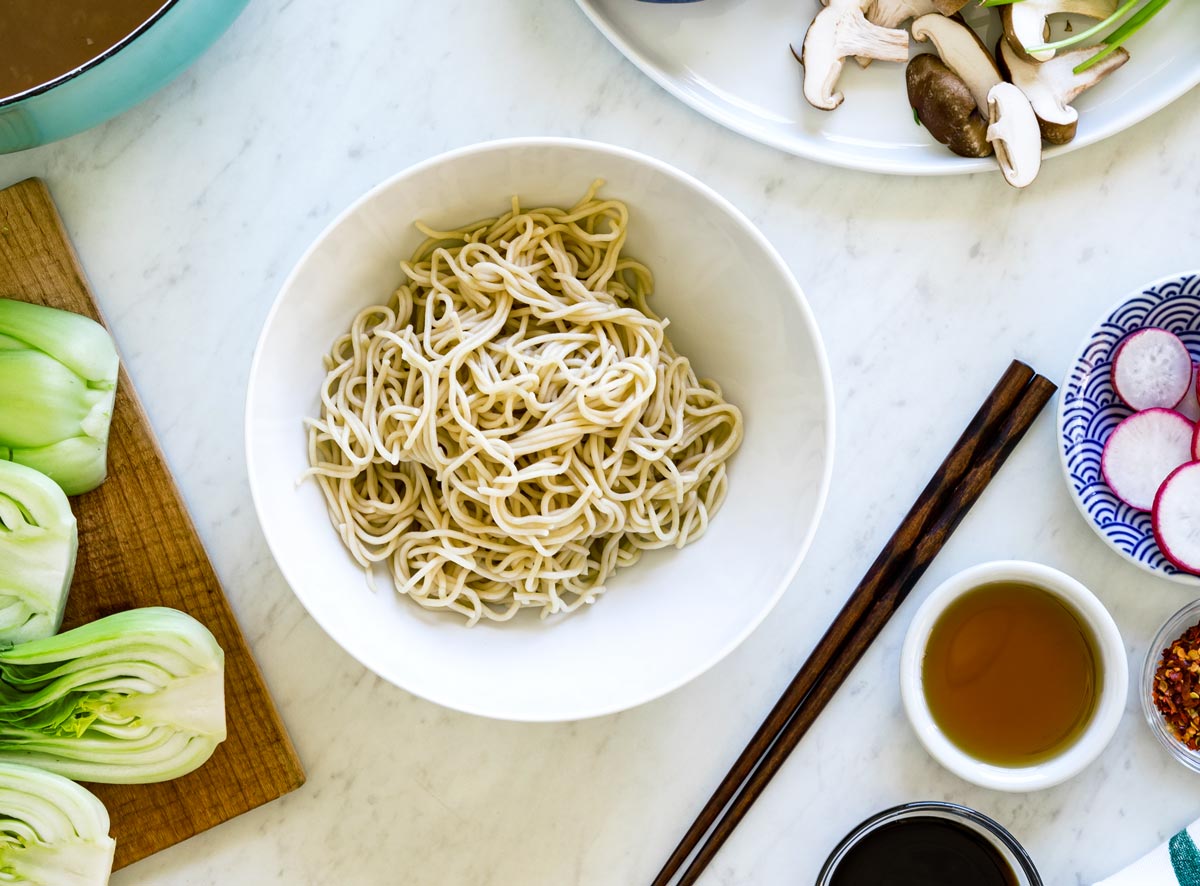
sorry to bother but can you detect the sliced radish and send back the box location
[1179,364,1200,423]
[1111,328,1193,410]
[1101,408,1195,511]
[1194,421,1200,461]
[1154,461,1200,575]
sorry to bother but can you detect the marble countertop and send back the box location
[2,2,1199,883]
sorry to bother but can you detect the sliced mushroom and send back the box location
[911,14,1003,115]
[800,0,910,110]
[997,39,1130,144]
[819,0,955,27]
[907,54,993,158]
[1002,0,1119,62]
[987,82,1042,188]
[850,0,938,67]
[868,0,940,29]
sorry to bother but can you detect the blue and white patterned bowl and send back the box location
[1058,272,1200,585]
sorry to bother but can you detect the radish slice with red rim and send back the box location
[1111,328,1193,411]
[1153,461,1200,575]
[1194,422,1200,462]
[1180,364,1200,423]
[1101,408,1195,511]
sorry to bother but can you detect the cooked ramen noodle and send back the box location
[304,183,743,624]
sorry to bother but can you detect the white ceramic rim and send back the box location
[899,561,1128,792]
[1056,269,1200,588]
[244,136,837,720]
[573,0,1200,177]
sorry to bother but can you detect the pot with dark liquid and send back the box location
[0,0,248,153]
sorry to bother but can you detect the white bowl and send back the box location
[246,137,834,722]
[900,561,1127,792]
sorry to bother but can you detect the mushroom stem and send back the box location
[911,14,1004,116]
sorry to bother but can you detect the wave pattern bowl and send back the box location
[1058,272,1200,585]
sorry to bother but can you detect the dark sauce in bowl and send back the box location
[828,816,1018,886]
[0,1,168,101]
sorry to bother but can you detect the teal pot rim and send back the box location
[0,0,182,108]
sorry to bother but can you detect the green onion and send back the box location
[0,461,77,645]
[0,607,226,784]
[0,761,115,885]
[982,0,1174,73]
[0,300,118,496]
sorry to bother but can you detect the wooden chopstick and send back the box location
[653,364,1057,886]
[651,359,1033,886]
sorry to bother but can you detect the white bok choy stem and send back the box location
[0,607,226,784]
[0,461,78,645]
[0,761,115,885]
[0,299,119,496]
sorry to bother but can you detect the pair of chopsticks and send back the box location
[652,359,1057,886]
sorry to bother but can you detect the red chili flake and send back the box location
[1153,624,1200,751]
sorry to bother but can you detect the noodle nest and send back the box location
[305,183,743,624]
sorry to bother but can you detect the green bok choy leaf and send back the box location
[0,607,226,784]
[0,761,114,885]
[0,300,119,496]
[0,461,77,644]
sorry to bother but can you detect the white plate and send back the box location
[246,138,835,721]
[575,0,1200,175]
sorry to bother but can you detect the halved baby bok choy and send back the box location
[0,607,226,784]
[0,299,118,496]
[0,761,115,885]
[0,460,77,644]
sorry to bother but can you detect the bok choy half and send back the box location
[0,460,77,645]
[0,607,226,784]
[0,299,118,496]
[0,761,115,885]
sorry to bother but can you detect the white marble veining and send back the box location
[1,2,1199,883]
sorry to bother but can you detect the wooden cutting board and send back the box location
[0,178,305,870]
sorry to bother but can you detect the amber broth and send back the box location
[922,580,1099,766]
[0,1,168,101]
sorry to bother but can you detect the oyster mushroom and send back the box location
[1002,0,1119,62]
[800,0,909,110]
[906,54,993,158]
[997,39,1130,144]
[911,14,1003,114]
[987,82,1043,188]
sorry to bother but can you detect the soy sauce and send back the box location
[922,580,1098,766]
[829,816,1018,886]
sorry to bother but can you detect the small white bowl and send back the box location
[246,138,834,722]
[900,561,1128,792]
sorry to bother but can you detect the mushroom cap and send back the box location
[911,14,1003,116]
[907,54,994,158]
[987,81,1043,188]
[932,0,970,14]
[867,0,939,29]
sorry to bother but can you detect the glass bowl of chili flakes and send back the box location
[1144,599,1200,772]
